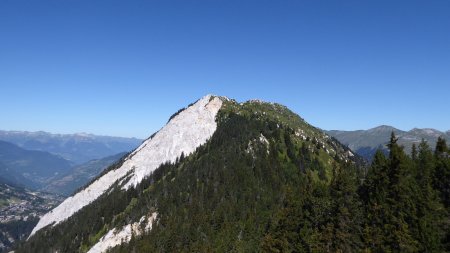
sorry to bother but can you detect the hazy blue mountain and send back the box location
[327,125,450,160]
[43,152,127,196]
[0,140,72,189]
[0,161,36,189]
[0,131,142,164]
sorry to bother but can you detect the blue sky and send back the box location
[1,0,449,138]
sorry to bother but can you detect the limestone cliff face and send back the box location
[29,95,223,239]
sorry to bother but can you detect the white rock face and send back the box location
[29,95,223,238]
[123,95,223,188]
[87,212,158,253]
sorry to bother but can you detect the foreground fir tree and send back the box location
[360,149,389,251]
[433,137,450,209]
[362,133,418,252]
[414,140,445,252]
[433,137,450,251]
[384,132,419,252]
[330,164,363,251]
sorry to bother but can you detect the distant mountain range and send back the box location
[0,140,73,189]
[42,152,126,196]
[0,131,142,164]
[0,133,139,252]
[0,130,142,193]
[326,125,449,160]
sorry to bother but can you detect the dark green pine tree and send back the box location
[432,136,450,250]
[323,163,363,252]
[411,143,418,161]
[414,140,445,252]
[433,136,450,208]
[362,133,420,252]
[384,132,419,252]
[360,149,390,251]
[434,136,449,157]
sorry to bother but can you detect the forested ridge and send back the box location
[18,99,449,252]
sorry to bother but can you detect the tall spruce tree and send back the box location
[414,140,445,252]
[385,132,418,252]
[434,136,448,156]
[412,143,418,161]
[360,149,390,251]
[433,137,450,208]
[432,137,450,250]
[324,163,363,252]
[362,133,420,252]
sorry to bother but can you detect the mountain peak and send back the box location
[368,125,398,132]
[328,125,449,161]
[408,128,442,135]
[24,95,363,252]
[364,125,403,136]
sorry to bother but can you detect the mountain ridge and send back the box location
[0,130,139,141]
[327,125,449,160]
[0,130,142,165]
[0,140,73,189]
[42,152,127,196]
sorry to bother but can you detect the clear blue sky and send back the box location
[1,0,449,138]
